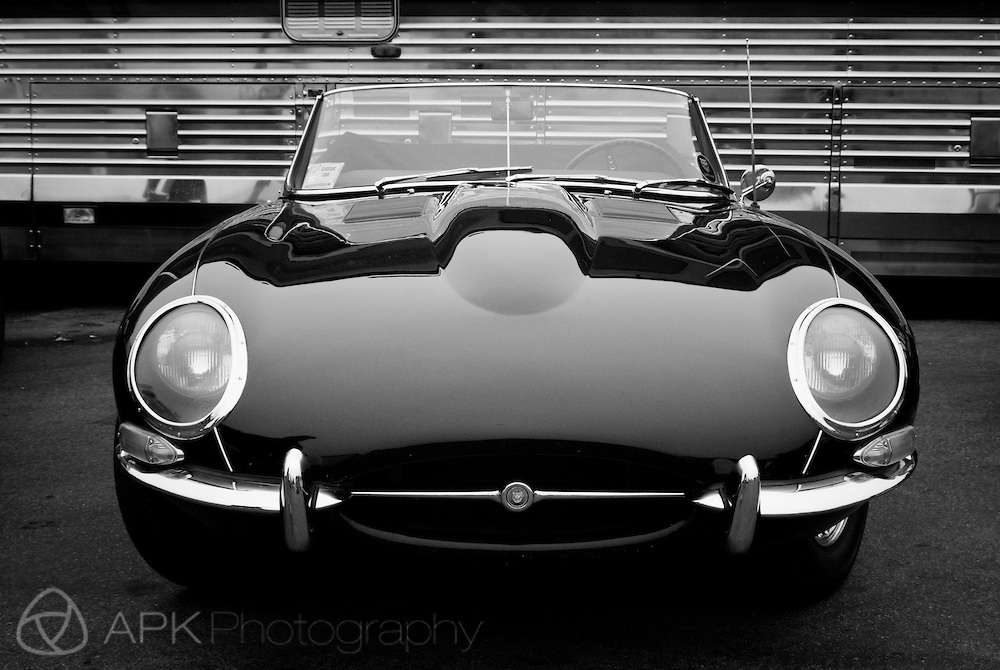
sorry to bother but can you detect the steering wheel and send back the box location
[565,138,686,175]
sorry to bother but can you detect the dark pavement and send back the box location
[1,278,998,669]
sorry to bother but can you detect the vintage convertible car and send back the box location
[113,83,918,596]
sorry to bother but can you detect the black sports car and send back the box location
[113,83,918,597]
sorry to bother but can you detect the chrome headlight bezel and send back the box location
[787,298,907,441]
[126,295,248,440]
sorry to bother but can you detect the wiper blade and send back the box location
[506,173,641,189]
[507,173,733,203]
[634,178,734,197]
[375,166,534,193]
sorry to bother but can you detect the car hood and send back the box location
[182,183,839,462]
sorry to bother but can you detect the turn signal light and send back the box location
[118,423,185,466]
[853,426,915,468]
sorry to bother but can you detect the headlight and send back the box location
[127,295,247,439]
[788,298,906,441]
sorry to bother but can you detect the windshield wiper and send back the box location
[633,178,733,197]
[506,173,641,189]
[375,166,534,194]
[507,174,733,201]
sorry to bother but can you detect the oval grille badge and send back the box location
[501,482,534,512]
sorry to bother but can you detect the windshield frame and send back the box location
[284,82,730,201]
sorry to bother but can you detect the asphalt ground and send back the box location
[1,269,998,669]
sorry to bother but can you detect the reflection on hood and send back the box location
[196,183,832,292]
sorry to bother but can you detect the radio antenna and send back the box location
[746,38,758,207]
[504,87,512,178]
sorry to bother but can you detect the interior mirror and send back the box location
[490,99,535,122]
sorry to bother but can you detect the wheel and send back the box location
[564,138,686,175]
[114,458,285,589]
[767,503,869,602]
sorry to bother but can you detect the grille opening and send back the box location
[333,447,702,546]
[341,497,692,545]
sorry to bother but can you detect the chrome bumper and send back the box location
[116,425,917,556]
[692,457,916,518]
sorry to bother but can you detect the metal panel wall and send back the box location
[0,8,998,272]
[0,79,30,201]
[30,82,296,204]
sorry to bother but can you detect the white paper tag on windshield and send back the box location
[302,162,344,189]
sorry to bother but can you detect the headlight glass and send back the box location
[789,299,906,440]
[128,296,247,438]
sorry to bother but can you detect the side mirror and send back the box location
[739,166,776,205]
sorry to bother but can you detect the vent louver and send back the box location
[282,0,398,43]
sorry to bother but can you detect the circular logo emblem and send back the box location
[696,154,717,182]
[501,482,534,512]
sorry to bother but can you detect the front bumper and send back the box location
[116,424,917,555]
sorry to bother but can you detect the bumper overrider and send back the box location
[116,422,917,555]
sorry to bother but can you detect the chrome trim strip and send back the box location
[350,490,503,502]
[342,518,688,552]
[801,431,823,476]
[348,489,686,503]
[284,95,323,196]
[692,489,727,511]
[311,487,343,511]
[213,427,234,474]
[726,455,760,555]
[280,448,310,552]
[12,63,1000,82]
[535,490,685,500]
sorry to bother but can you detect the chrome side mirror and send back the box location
[740,166,776,205]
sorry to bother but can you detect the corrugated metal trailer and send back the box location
[1,1,999,276]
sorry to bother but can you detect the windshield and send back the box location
[289,84,728,193]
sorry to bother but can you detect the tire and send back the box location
[0,249,5,363]
[0,291,5,362]
[114,459,285,589]
[759,503,869,602]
